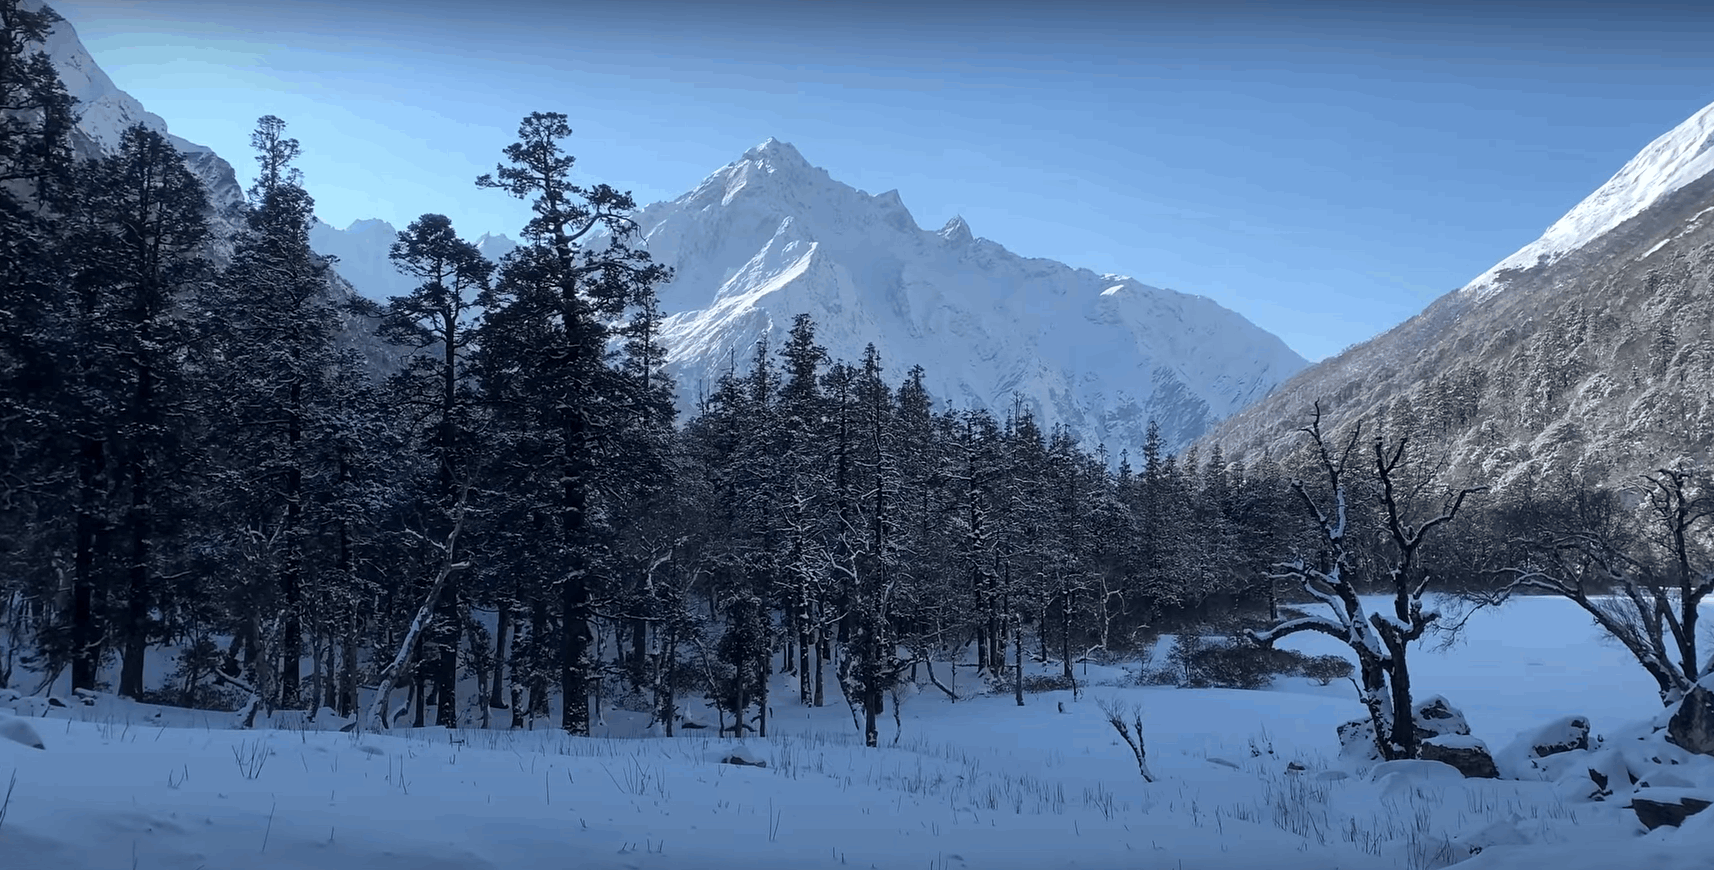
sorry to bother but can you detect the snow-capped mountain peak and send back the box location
[1464,100,1714,298]
[741,136,809,168]
[939,215,974,246]
[281,142,1306,456]
[634,140,1306,454]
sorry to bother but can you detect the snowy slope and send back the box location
[1464,100,1714,298]
[636,139,1306,454]
[31,2,401,370]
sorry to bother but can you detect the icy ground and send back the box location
[2,596,1712,870]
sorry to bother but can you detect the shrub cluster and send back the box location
[1162,635,1354,689]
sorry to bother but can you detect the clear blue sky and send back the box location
[48,0,1714,360]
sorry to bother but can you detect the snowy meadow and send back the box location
[3,595,1709,870]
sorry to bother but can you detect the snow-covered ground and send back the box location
[2,596,1711,870]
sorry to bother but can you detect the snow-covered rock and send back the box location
[1420,734,1500,778]
[1336,717,1382,766]
[1412,694,1472,741]
[1668,683,1714,756]
[1527,715,1593,758]
[718,743,768,768]
[0,714,46,750]
[1629,787,1714,830]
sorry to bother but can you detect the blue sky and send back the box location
[48,0,1714,360]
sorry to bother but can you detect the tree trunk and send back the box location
[1013,618,1024,707]
[1386,639,1417,760]
[527,599,549,724]
[489,603,510,710]
[412,669,427,727]
[434,590,459,727]
[72,435,105,693]
[759,645,770,738]
[798,594,812,705]
[814,632,826,707]
[340,612,359,717]
[118,433,151,699]
[281,382,303,710]
[1062,590,1074,680]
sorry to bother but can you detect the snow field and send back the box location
[3,595,1713,869]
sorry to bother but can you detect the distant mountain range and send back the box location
[1206,100,1714,487]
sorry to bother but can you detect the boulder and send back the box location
[721,743,767,768]
[1583,748,1640,800]
[1337,717,1383,765]
[1420,735,1499,778]
[1666,684,1714,757]
[1413,695,1472,741]
[1628,788,1714,830]
[1528,716,1592,758]
[0,714,45,750]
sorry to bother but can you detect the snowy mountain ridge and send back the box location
[1464,100,1714,298]
[628,137,1307,454]
[314,136,1305,454]
[1210,97,1714,489]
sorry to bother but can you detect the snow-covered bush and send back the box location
[1166,635,1322,689]
[1302,655,1354,686]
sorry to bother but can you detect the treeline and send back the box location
[10,1,1705,754]
[2,4,1320,744]
[0,1,1461,746]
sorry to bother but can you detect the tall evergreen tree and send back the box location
[210,115,340,710]
[380,212,493,726]
[70,125,213,697]
[474,112,670,736]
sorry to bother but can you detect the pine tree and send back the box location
[0,0,84,688]
[474,112,670,736]
[70,125,213,697]
[209,115,340,710]
[380,212,493,727]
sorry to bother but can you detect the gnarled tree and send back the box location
[1249,405,1480,761]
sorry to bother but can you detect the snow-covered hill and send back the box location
[309,218,518,303]
[1464,102,1714,299]
[1208,98,1714,488]
[27,0,245,237]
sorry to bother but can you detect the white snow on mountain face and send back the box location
[312,137,1305,454]
[28,0,207,159]
[1463,100,1714,298]
[634,137,1307,455]
[31,0,247,244]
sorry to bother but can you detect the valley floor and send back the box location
[2,597,1711,870]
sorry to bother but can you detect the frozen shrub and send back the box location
[1302,655,1355,686]
[1021,674,1077,694]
